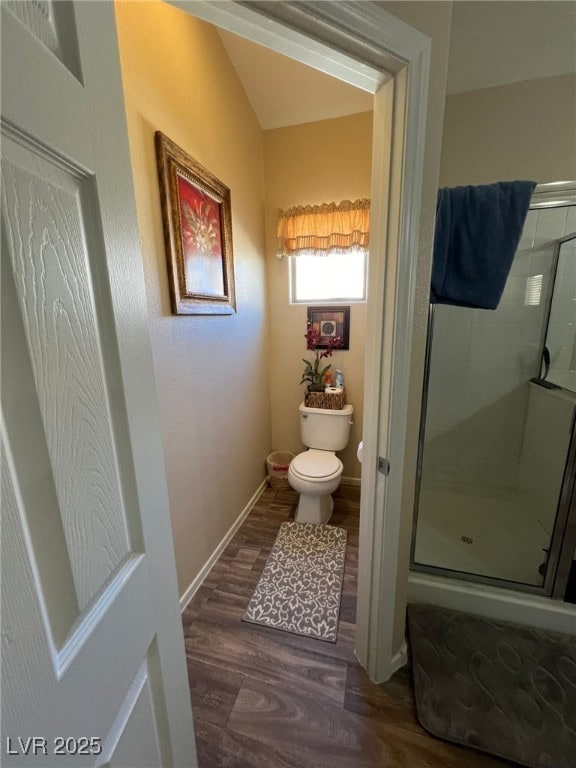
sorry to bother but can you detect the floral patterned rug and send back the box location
[242,521,347,642]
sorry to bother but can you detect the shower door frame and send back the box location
[551,417,576,599]
[410,182,576,599]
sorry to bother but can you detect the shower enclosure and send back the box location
[411,182,576,600]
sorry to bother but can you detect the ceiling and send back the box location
[218,1,576,131]
[218,29,373,130]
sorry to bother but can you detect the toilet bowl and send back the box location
[288,402,353,524]
[288,449,343,524]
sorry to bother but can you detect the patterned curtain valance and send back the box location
[277,199,370,257]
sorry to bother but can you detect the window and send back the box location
[278,199,369,303]
[289,248,368,303]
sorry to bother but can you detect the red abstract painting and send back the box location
[177,173,225,298]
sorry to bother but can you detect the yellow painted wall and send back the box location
[264,112,373,478]
[114,1,271,597]
[440,74,576,186]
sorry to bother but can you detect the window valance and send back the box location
[278,198,370,257]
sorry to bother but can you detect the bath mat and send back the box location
[242,521,346,642]
[407,603,576,768]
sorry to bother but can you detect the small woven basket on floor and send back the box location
[266,451,294,489]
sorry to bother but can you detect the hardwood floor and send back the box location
[182,485,515,768]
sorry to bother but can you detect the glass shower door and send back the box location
[411,197,576,596]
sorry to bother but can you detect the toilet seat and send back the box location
[290,449,342,481]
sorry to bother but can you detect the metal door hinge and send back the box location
[378,457,390,476]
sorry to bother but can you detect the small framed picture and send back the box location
[307,306,350,349]
[155,131,236,315]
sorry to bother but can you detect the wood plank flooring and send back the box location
[182,485,515,768]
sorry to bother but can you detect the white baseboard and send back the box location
[179,479,267,612]
[341,476,361,487]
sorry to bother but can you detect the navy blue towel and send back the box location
[431,181,536,309]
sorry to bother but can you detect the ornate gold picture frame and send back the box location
[155,132,236,315]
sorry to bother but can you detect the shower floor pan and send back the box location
[414,485,549,587]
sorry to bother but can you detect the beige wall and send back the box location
[114,2,271,596]
[440,74,576,186]
[263,112,373,478]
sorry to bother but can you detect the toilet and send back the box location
[288,402,354,524]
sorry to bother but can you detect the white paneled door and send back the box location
[1,2,197,765]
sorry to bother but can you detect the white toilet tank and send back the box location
[299,402,354,451]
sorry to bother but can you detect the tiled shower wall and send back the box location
[517,383,575,536]
[423,205,576,491]
[547,235,576,391]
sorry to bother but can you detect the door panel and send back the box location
[1,435,56,727]
[2,139,133,611]
[3,0,82,80]
[100,656,165,768]
[1,2,196,765]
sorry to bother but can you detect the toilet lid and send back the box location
[291,450,341,479]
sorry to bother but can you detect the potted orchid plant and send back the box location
[300,322,343,391]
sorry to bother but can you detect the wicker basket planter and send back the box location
[266,451,294,489]
[304,388,346,410]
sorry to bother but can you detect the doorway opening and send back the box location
[163,0,431,683]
